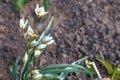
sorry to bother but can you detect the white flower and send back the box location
[45,40,55,46]
[37,44,47,50]
[35,4,48,17]
[41,35,53,43]
[27,26,34,36]
[31,70,39,75]
[31,70,43,80]
[23,52,28,64]
[30,40,38,46]
[19,18,28,29]
[32,73,43,79]
[85,60,92,69]
[34,50,42,57]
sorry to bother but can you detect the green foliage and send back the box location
[11,0,26,12]
[111,64,120,80]
[96,58,114,75]
[37,16,54,45]
[38,62,94,80]
[8,57,19,80]
[8,4,95,80]
[41,0,47,11]
[96,58,120,80]
[41,0,47,19]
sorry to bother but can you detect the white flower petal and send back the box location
[42,35,53,43]
[37,44,46,50]
[19,18,28,29]
[45,40,55,45]
[34,50,42,57]
[32,74,43,79]
[35,4,48,17]
[31,70,39,75]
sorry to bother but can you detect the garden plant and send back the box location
[8,4,95,80]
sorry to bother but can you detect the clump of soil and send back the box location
[0,0,120,80]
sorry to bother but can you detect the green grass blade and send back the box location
[96,58,114,75]
[111,64,120,80]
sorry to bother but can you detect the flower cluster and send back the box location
[19,4,54,64]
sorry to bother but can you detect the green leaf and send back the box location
[37,16,54,45]
[20,50,35,80]
[72,56,88,65]
[40,68,92,74]
[40,76,59,80]
[38,64,94,80]
[38,64,90,72]
[11,0,26,12]
[59,56,89,80]
[41,0,47,11]
[96,58,114,75]
[41,0,47,19]
[111,64,120,80]
[8,62,14,73]
[12,57,19,80]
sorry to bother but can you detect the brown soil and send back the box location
[0,0,120,80]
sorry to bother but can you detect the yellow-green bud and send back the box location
[85,60,92,69]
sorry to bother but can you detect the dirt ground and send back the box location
[0,0,120,80]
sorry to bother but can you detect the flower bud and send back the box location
[32,73,43,80]
[37,44,46,50]
[31,70,39,75]
[85,60,92,69]
[34,50,42,57]
[20,18,28,29]
[30,40,38,46]
[23,53,28,64]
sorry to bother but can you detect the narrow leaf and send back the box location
[20,50,35,80]
[41,0,47,11]
[96,58,114,75]
[40,68,91,74]
[37,16,54,45]
[12,57,19,80]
